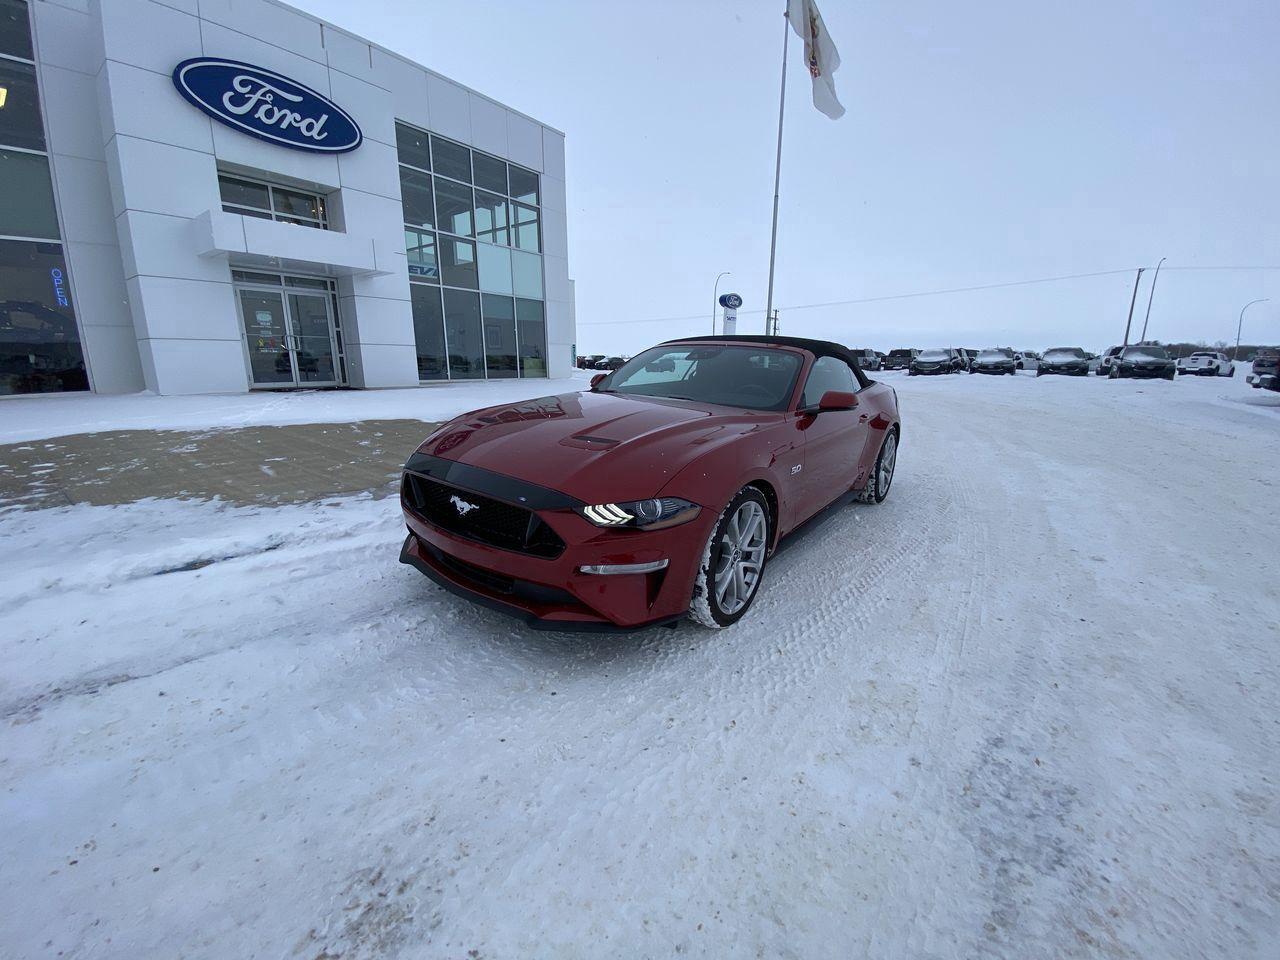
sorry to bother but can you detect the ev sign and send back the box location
[718,293,742,336]
[172,58,363,154]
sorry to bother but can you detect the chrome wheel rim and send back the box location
[713,500,767,615]
[878,433,897,496]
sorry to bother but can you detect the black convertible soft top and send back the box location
[661,334,871,388]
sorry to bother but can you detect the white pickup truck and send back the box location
[1176,351,1236,377]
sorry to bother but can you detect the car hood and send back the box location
[413,390,773,503]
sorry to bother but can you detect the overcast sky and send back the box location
[301,0,1280,354]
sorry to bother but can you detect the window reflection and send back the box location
[443,288,484,379]
[0,239,87,395]
[411,282,447,380]
[482,294,517,379]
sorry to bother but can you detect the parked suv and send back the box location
[971,348,1017,375]
[884,348,918,370]
[909,348,965,375]
[1246,347,1280,390]
[1176,351,1235,377]
[1037,347,1090,376]
[1096,345,1123,376]
[851,348,883,371]
[1110,345,1176,379]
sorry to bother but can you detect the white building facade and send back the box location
[2,0,573,396]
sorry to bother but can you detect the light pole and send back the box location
[712,271,731,335]
[1139,256,1166,341]
[1122,268,1145,348]
[1236,298,1268,362]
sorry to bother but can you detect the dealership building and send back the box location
[2,0,574,396]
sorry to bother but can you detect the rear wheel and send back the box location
[689,488,771,629]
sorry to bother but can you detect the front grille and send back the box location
[403,473,566,558]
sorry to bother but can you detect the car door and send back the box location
[794,356,869,523]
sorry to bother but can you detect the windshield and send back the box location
[602,345,803,411]
[1189,353,1215,359]
[918,349,949,360]
[978,349,1012,359]
[1123,346,1168,359]
[1045,348,1085,359]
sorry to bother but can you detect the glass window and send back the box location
[0,0,34,61]
[516,298,546,378]
[476,241,512,295]
[395,122,430,171]
[509,165,539,205]
[443,288,483,379]
[801,356,857,408]
[431,135,471,182]
[608,345,802,410]
[405,227,439,281]
[482,294,517,379]
[512,203,540,252]
[511,249,543,298]
[399,167,435,229]
[473,152,508,194]
[272,186,324,224]
[433,177,473,236]
[474,190,509,246]
[219,175,271,211]
[411,282,448,380]
[0,149,59,239]
[438,236,477,288]
[0,59,45,151]
[0,239,87,395]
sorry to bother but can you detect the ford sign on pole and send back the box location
[718,293,742,336]
[172,58,363,154]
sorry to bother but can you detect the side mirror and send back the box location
[590,373,607,390]
[817,390,858,411]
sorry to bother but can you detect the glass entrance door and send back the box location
[237,283,340,388]
[287,293,338,384]
[238,289,293,386]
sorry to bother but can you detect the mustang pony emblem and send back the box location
[450,495,479,517]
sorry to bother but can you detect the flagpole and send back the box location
[764,9,789,336]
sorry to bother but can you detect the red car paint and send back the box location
[400,338,900,630]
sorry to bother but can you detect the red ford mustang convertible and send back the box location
[399,335,901,630]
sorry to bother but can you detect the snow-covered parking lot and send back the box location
[3,371,1278,959]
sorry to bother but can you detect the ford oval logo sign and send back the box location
[172,58,362,154]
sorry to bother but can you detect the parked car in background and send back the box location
[595,356,628,370]
[884,348,918,370]
[1176,351,1236,377]
[1246,347,1280,390]
[851,348,882,371]
[909,348,965,375]
[1110,345,1176,380]
[1096,346,1123,376]
[1037,347,1091,376]
[579,354,606,369]
[971,348,1017,375]
[1014,350,1040,370]
[958,348,978,371]
[399,335,902,630]
[875,351,887,365]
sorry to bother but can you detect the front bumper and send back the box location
[973,364,1014,374]
[910,365,950,375]
[1119,365,1175,378]
[1247,372,1278,389]
[399,492,714,631]
[1040,364,1087,374]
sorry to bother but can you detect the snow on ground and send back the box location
[2,371,1278,959]
[0,371,593,444]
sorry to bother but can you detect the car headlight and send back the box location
[577,497,701,531]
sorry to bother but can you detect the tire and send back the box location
[1165,371,1175,381]
[688,487,772,629]
[857,428,899,505]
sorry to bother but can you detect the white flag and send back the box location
[787,0,845,120]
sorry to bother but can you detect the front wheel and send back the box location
[857,429,899,504]
[689,487,771,629]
